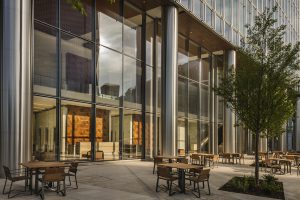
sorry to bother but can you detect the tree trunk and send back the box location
[255,130,260,186]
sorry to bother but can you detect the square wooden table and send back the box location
[197,153,214,166]
[159,163,202,193]
[20,161,70,194]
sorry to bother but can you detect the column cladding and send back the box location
[224,50,236,153]
[161,5,178,156]
[0,0,33,176]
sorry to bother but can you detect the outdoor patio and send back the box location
[0,159,299,200]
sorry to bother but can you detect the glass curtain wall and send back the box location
[33,0,157,161]
[177,34,215,154]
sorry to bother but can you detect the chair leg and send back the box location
[75,175,78,189]
[41,182,45,200]
[153,163,155,174]
[68,175,71,186]
[2,178,7,194]
[63,180,66,196]
[207,180,211,195]
[197,182,200,198]
[155,177,159,192]
[7,181,13,199]
[168,181,173,196]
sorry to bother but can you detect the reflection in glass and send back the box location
[60,0,92,40]
[178,36,188,77]
[145,113,154,158]
[34,23,57,96]
[189,81,199,118]
[123,110,142,159]
[225,0,231,23]
[200,121,209,152]
[146,17,154,66]
[96,0,122,51]
[124,3,142,59]
[177,119,186,152]
[34,0,57,26]
[201,49,210,86]
[178,77,188,117]
[33,96,57,161]
[188,42,200,82]
[96,105,120,160]
[200,85,209,119]
[146,67,154,113]
[189,121,198,153]
[96,46,122,106]
[123,56,142,109]
[60,101,92,160]
[61,33,93,101]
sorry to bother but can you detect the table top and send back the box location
[20,161,70,169]
[159,163,202,170]
[197,153,214,156]
[156,156,186,159]
[269,158,292,163]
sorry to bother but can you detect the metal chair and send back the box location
[65,162,78,189]
[38,167,66,200]
[191,154,201,165]
[153,157,164,174]
[2,166,30,198]
[155,166,178,196]
[186,168,211,198]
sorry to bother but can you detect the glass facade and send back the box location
[32,0,299,161]
[178,0,300,46]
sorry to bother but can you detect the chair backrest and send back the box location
[177,158,188,164]
[157,166,171,178]
[154,157,163,164]
[191,154,200,160]
[197,168,210,181]
[3,166,12,179]
[69,162,78,173]
[43,167,65,182]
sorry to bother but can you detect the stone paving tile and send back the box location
[0,160,298,200]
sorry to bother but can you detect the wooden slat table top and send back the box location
[197,153,214,156]
[158,163,201,170]
[20,161,70,169]
[269,158,292,163]
[156,156,186,159]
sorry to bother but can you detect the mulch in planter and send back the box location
[219,176,285,200]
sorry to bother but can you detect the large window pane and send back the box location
[123,110,142,159]
[178,77,188,117]
[200,85,209,119]
[34,0,57,26]
[33,96,57,161]
[146,66,154,113]
[96,105,120,160]
[34,23,57,96]
[96,0,122,51]
[145,113,154,158]
[189,120,198,153]
[189,42,200,82]
[225,0,232,23]
[123,56,142,110]
[201,49,210,86]
[178,36,188,77]
[60,101,92,160]
[124,3,142,59]
[189,81,199,118]
[200,121,209,152]
[61,33,93,101]
[216,0,223,15]
[96,46,122,106]
[177,119,186,153]
[60,0,92,40]
[146,17,154,66]
[206,7,213,27]
[193,0,201,17]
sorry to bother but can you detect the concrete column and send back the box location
[0,0,33,176]
[259,137,268,152]
[161,5,178,156]
[296,98,300,151]
[224,50,236,153]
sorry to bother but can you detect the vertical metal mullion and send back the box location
[153,18,158,157]
[141,12,146,160]
[56,0,61,161]
[90,0,96,162]
[119,0,124,160]
[197,46,202,153]
[185,39,189,155]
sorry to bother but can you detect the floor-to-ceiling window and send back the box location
[33,0,152,161]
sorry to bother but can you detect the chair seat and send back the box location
[11,175,30,182]
[159,176,178,181]
[186,176,208,183]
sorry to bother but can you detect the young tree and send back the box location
[215,6,300,186]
